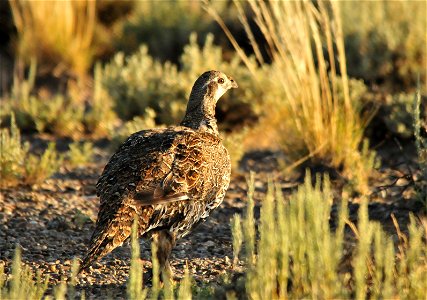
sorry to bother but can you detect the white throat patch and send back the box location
[214,85,228,101]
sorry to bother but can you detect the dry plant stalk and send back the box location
[9,0,96,76]
[206,0,373,191]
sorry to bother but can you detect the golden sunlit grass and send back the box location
[9,0,96,76]
[206,0,376,192]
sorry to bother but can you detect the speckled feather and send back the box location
[80,70,236,272]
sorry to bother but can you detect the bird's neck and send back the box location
[180,94,219,136]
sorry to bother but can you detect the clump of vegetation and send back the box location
[222,129,248,172]
[2,62,118,140]
[66,141,94,169]
[231,173,426,298]
[0,113,29,187]
[3,61,85,139]
[23,142,63,186]
[0,249,83,300]
[383,93,421,138]
[101,45,183,123]
[0,114,62,187]
[9,0,96,76]
[110,109,158,150]
[340,1,426,91]
[83,64,118,137]
[0,247,49,300]
[208,1,376,192]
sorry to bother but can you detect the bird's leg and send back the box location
[152,230,176,280]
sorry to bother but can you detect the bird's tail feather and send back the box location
[79,220,132,273]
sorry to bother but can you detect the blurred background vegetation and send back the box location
[0,0,426,192]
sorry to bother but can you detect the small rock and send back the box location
[205,240,215,247]
[50,264,57,272]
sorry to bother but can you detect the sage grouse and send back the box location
[80,70,237,276]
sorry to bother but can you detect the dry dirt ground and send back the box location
[0,137,425,299]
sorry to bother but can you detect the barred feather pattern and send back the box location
[80,71,236,272]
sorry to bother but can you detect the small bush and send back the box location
[2,62,117,140]
[66,141,94,169]
[3,63,85,139]
[0,113,29,187]
[381,92,427,139]
[102,45,183,122]
[23,142,63,186]
[109,109,158,150]
[83,64,118,137]
[0,114,62,187]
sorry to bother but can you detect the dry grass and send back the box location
[9,0,96,76]
[206,0,376,192]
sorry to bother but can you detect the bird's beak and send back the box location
[228,77,238,89]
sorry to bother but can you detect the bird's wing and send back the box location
[96,127,213,211]
[132,129,212,207]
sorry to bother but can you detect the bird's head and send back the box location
[193,70,238,101]
[181,70,238,133]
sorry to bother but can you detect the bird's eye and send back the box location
[218,78,224,84]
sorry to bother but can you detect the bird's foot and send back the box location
[143,266,178,286]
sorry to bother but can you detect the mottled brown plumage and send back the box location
[80,70,237,275]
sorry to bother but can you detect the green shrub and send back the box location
[340,0,426,91]
[383,93,424,139]
[66,141,94,168]
[233,173,427,298]
[23,142,63,186]
[109,109,158,150]
[84,64,118,137]
[0,114,29,187]
[0,114,62,187]
[102,45,183,122]
[2,62,117,140]
[3,63,85,139]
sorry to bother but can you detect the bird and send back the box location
[79,70,238,277]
